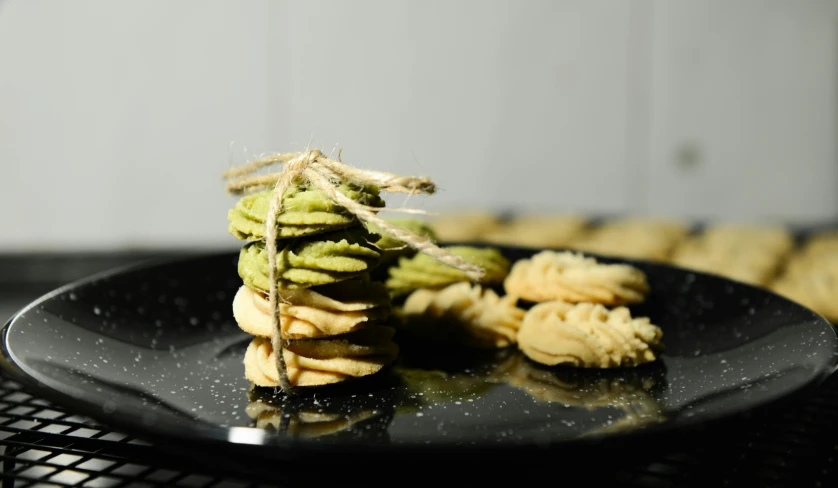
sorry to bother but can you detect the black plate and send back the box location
[1,247,836,461]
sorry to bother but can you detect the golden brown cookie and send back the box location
[430,211,503,242]
[670,241,776,286]
[568,218,690,262]
[675,223,792,286]
[700,223,794,257]
[481,214,589,248]
[503,251,649,305]
[517,301,663,368]
[770,246,838,322]
[489,354,663,430]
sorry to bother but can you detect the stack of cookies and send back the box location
[670,224,794,287]
[228,181,399,388]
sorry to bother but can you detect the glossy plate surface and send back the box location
[2,247,836,457]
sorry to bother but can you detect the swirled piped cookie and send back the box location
[238,227,382,290]
[517,301,663,368]
[504,251,649,305]
[400,281,525,348]
[228,181,385,240]
[232,275,391,339]
[244,331,399,388]
[386,246,510,296]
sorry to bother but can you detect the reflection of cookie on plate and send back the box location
[504,250,649,305]
[488,354,664,431]
[245,387,393,439]
[481,214,589,248]
[569,218,690,262]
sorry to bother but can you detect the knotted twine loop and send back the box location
[224,149,485,392]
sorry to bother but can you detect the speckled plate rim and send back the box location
[1,249,837,458]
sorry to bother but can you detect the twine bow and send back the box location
[224,149,485,392]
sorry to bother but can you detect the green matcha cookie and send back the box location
[367,218,438,263]
[385,246,510,295]
[228,181,385,241]
[238,227,383,290]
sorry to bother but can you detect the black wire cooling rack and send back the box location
[1,371,837,487]
[1,252,837,487]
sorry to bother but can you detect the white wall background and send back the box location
[1,0,836,251]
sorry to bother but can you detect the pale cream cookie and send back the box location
[503,251,649,305]
[401,281,525,348]
[517,301,663,368]
[232,278,391,339]
[244,336,397,388]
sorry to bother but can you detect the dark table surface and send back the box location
[0,252,836,487]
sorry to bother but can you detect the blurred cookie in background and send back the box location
[671,240,776,286]
[481,214,589,248]
[569,218,691,262]
[430,210,503,242]
[670,223,793,287]
[700,223,795,258]
[770,231,838,323]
